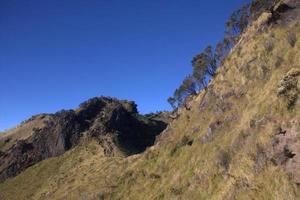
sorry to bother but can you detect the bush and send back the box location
[254,145,267,172]
[286,68,300,77]
[169,135,193,156]
[250,119,256,128]
[4,137,11,143]
[149,173,161,179]
[287,32,297,47]
[264,39,274,53]
[277,77,297,95]
[180,135,194,146]
[97,193,105,200]
[274,56,283,68]
[170,187,183,195]
[286,90,298,109]
[277,69,300,109]
[216,150,231,170]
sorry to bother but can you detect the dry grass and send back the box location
[0,115,52,151]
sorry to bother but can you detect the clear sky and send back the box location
[0,0,249,131]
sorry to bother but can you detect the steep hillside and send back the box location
[0,0,300,199]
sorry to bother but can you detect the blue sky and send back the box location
[0,0,249,131]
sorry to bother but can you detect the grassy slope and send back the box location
[0,115,52,152]
[1,10,300,200]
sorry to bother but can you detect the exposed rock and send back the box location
[274,0,296,12]
[183,95,196,110]
[144,111,171,124]
[268,119,300,184]
[200,120,223,143]
[267,0,300,25]
[199,89,214,112]
[213,99,233,115]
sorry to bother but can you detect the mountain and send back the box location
[0,97,169,182]
[0,0,300,199]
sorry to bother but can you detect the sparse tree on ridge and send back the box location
[225,4,250,48]
[181,75,197,95]
[215,41,228,64]
[167,75,197,109]
[192,45,217,89]
[167,97,177,110]
[168,0,277,110]
[250,0,275,21]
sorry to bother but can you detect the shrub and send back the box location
[286,68,300,77]
[277,68,300,109]
[216,150,231,170]
[4,137,11,143]
[180,135,194,146]
[254,145,267,172]
[264,39,274,53]
[277,77,297,95]
[286,90,298,109]
[250,119,256,128]
[149,173,161,179]
[144,150,158,160]
[97,193,105,200]
[169,135,193,156]
[170,187,183,195]
[169,147,178,156]
[287,32,297,47]
[274,56,283,68]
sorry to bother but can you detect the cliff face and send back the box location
[0,97,168,182]
[0,0,300,199]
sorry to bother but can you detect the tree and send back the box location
[203,46,217,77]
[181,75,197,95]
[225,4,250,48]
[192,54,207,90]
[250,0,275,21]
[167,76,197,109]
[215,40,228,64]
[167,0,274,111]
[167,97,177,109]
[176,76,196,106]
[191,45,218,90]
